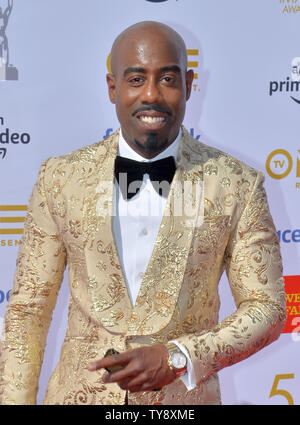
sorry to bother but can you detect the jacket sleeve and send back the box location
[0,159,67,405]
[175,171,287,386]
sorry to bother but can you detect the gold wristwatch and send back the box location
[165,342,187,378]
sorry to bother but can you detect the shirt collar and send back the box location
[118,127,182,162]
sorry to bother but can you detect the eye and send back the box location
[161,75,176,85]
[128,76,144,86]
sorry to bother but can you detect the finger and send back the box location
[88,352,131,371]
[129,374,163,392]
[123,372,148,390]
[117,375,147,393]
[140,381,158,392]
[117,377,132,391]
[120,382,144,393]
[105,362,141,383]
[121,380,155,393]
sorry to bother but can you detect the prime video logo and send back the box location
[269,57,300,104]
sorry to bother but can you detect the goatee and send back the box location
[134,132,168,154]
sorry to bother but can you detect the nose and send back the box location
[139,76,162,104]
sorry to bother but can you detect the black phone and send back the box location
[104,349,123,373]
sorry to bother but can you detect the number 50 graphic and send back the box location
[269,374,295,405]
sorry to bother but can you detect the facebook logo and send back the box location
[103,128,114,139]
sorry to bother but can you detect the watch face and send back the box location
[172,352,187,369]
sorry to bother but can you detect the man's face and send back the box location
[107,30,194,157]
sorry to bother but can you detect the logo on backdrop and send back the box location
[269,58,300,105]
[265,148,300,188]
[279,0,300,14]
[277,229,300,243]
[283,275,300,336]
[0,290,10,304]
[0,0,18,81]
[0,204,26,237]
[0,116,31,159]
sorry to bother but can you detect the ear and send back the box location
[106,73,116,104]
[185,69,194,101]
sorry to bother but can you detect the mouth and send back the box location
[138,115,166,124]
[135,111,169,130]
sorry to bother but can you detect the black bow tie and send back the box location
[114,155,177,200]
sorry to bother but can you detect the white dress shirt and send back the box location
[112,128,195,391]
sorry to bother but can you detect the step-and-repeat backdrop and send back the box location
[0,0,299,405]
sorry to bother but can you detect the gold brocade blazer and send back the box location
[0,127,286,405]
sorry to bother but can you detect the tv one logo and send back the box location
[266,149,300,183]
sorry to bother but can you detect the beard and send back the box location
[134,132,169,154]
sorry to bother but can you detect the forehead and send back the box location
[112,31,185,75]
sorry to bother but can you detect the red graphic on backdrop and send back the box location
[282,275,300,333]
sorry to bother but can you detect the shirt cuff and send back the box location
[169,340,196,391]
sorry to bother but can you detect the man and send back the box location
[0,21,286,405]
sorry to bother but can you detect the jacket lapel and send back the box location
[83,130,133,332]
[128,127,204,336]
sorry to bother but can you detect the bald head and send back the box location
[110,21,188,76]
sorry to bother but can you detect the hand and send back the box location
[88,344,177,392]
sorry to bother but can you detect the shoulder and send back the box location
[181,127,266,217]
[181,126,262,183]
[39,130,119,180]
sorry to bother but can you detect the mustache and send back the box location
[132,104,172,117]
